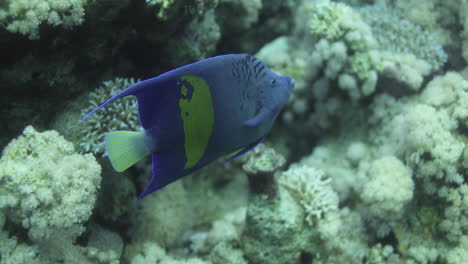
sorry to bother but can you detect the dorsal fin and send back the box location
[244,106,271,127]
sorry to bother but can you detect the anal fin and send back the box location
[137,152,186,200]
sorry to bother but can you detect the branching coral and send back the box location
[0,0,88,39]
[278,165,339,225]
[80,77,140,156]
[308,0,359,41]
[306,0,379,99]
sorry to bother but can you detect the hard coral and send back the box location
[306,1,380,100]
[80,77,140,156]
[359,4,447,70]
[279,165,339,225]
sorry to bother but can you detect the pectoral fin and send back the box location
[244,106,271,127]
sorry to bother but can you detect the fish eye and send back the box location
[270,79,276,85]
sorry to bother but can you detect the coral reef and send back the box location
[1,0,467,263]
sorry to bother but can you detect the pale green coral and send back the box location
[0,126,101,241]
[379,101,464,188]
[0,0,87,39]
[368,72,467,190]
[307,0,354,41]
[420,72,468,127]
[305,1,381,100]
[304,0,446,104]
[307,1,376,51]
[361,156,414,220]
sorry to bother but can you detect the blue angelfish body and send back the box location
[83,54,294,199]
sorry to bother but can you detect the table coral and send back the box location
[0,0,88,39]
[0,126,101,241]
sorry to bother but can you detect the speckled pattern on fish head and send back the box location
[232,54,294,118]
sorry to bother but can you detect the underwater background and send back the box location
[0,0,467,263]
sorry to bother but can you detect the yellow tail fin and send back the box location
[105,131,151,172]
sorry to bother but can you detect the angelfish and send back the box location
[83,54,294,199]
